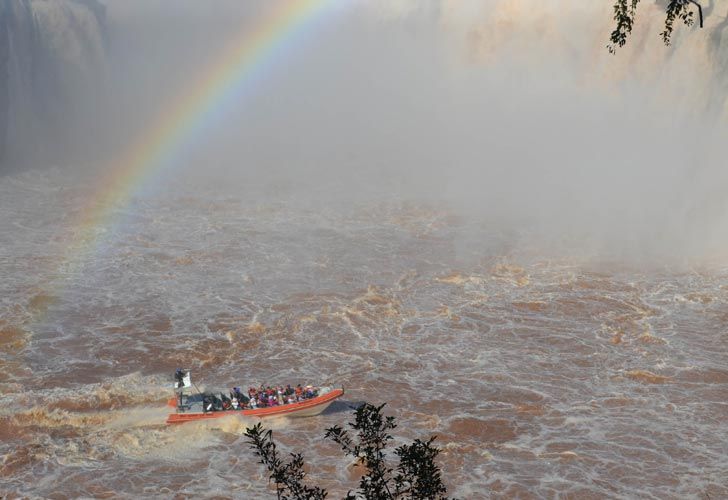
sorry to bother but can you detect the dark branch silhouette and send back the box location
[244,422,328,500]
[690,0,705,28]
[245,403,450,500]
[609,0,704,52]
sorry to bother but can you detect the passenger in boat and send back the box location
[238,390,250,406]
[221,393,232,410]
[203,395,213,412]
[231,387,246,404]
[295,384,303,401]
[276,389,284,405]
[249,397,257,409]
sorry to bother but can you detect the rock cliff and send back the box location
[0,0,106,169]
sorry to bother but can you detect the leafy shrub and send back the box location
[244,403,450,500]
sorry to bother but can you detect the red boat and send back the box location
[166,372,344,424]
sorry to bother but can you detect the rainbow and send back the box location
[64,0,337,267]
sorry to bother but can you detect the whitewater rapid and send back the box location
[1,168,727,498]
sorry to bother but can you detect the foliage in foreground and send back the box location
[244,403,449,500]
[609,0,704,53]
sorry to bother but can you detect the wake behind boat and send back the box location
[166,369,344,424]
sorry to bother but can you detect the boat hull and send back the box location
[166,388,344,424]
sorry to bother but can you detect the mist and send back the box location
[6,5,728,497]
[8,0,728,263]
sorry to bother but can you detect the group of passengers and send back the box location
[246,384,318,409]
[201,384,318,412]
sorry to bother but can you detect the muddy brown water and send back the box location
[1,168,727,498]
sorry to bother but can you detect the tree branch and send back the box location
[689,0,704,27]
[609,0,704,51]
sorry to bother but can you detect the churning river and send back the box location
[1,167,727,498]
